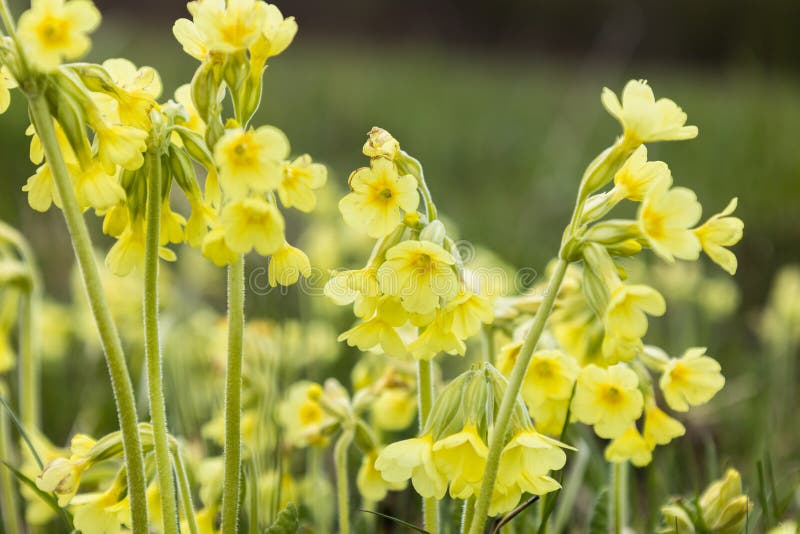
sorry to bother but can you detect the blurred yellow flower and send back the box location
[0,67,17,114]
[201,226,237,267]
[497,430,566,496]
[159,202,186,245]
[375,434,447,499]
[601,79,698,144]
[175,0,267,57]
[521,349,579,409]
[371,387,417,431]
[693,198,744,275]
[277,155,327,212]
[446,289,493,339]
[432,424,488,499]
[268,242,311,287]
[94,122,148,174]
[71,484,128,534]
[357,451,406,501]
[339,157,419,238]
[529,397,570,437]
[643,402,685,447]
[250,3,297,66]
[71,161,125,212]
[572,363,643,438]
[659,347,724,412]
[277,381,332,447]
[214,126,290,198]
[603,283,666,361]
[221,197,285,255]
[17,0,101,71]
[22,164,61,212]
[611,145,670,202]
[604,426,652,467]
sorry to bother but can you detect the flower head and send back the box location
[603,284,666,361]
[214,126,290,198]
[643,402,685,447]
[432,424,488,499]
[277,155,327,212]
[268,242,311,287]
[249,3,297,65]
[639,176,702,262]
[521,349,579,409]
[175,0,267,58]
[18,0,101,71]
[611,145,670,202]
[572,363,644,438]
[375,434,447,499]
[357,451,406,501]
[659,347,724,412]
[497,430,566,496]
[693,198,744,275]
[604,426,652,467]
[221,197,285,255]
[0,67,18,114]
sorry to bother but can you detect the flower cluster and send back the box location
[326,127,494,361]
[492,80,740,466]
[375,365,571,516]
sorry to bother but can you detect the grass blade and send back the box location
[358,509,430,533]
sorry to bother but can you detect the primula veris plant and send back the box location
[0,0,756,532]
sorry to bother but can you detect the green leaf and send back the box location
[264,502,299,534]
[0,395,44,469]
[587,488,609,534]
[358,509,430,533]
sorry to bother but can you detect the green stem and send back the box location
[0,380,22,534]
[467,259,569,534]
[221,254,245,533]
[611,462,626,534]
[334,429,354,534]
[143,153,179,534]
[462,497,476,534]
[417,359,439,534]
[172,448,200,534]
[28,93,148,533]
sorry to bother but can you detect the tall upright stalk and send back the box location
[143,153,179,534]
[417,359,439,534]
[335,429,354,534]
[221,254,245,533]
[0,380,22,534]
[27,94,148,533]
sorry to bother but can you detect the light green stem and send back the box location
[28,93,148,533]
[334,429,353,534]
[221,254,245,533]
[461,497,476,534]
[0,380,22,534]
[172,449,200,534]
[611,462,627,534]
[467,259,569,534]
[143,153,179,534]
[417,359,439,534]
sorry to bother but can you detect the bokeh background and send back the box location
[0,0,798,530]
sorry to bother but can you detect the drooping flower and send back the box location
[693,198,744,275]
[639,176,702,262]
[610,145,671,202]
[521,349,579,409]
[659,347,724,412]
[432,424,488,499]
[642,401,685,447]
[72,161,125,212]
[601,79,698,144]
[571,363,644,438]
[339,157,419,239]
[22,164,61,212]
[268,242,311,287]
[496,430,566,496]
[94,122,148,174]
[375,434,447,500]
[277,155,327,212]
[604,426,652,467]
[105,218,146,276]
[603,283,666,361]
[214,126,290,198]
[0,67,18,114]
[201,226,238,267]
[17,0,101,72]
[338,297,408,359]
[249,3,298,66]
[407,310,466,360]
[220,197,285,255]
[357,451,406,501]
[446,289,494,339]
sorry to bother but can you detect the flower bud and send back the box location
[419,220,446,246]
[363,127,400,160]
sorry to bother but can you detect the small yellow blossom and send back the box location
[277,155,327,212]
[221,197,285,255]
[22,164,61,212]
[249,3,297,66]
[201,226,238,266]
[175,0,267,58]
[174,84,206,135]
[601,79,698,144]
[497,430,566,496]
[693,198,744,275]
[371,388,417,431]
[643,402,685,447]
[102,58,162,130]
[186,196,215,246]
[610,145,670,202]
[521,349,579,409]
[71,484,127,534]
[105,219,145,276]
[268,242,311,287]
[489,482,523,517]
[339,157,419,238]
[446,289,494,339]
[357,451,406,501]
[94,123,148,174]
[432,424,488,499]
[72,161,125,212]
[17,0,101,72]
[496,340,521,376]
[338,298,409,359]
[572,363,644,438]
[214,126,290,198]
[659,347,724,412]
[0,67,17,114]
[277,381,331,447]
[408,310,465,360]
[378,240,458,315]
[639,176,702,262]
[375,434,447,499]
[603,283,666,361]
[604,426,652,467]
[159,202,186,245]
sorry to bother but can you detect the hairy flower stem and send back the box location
[0,381,22,534]
[221,254,245,533]
[462,497,476,534]
[144,153,179,534]
[467,259,569,534]
[28,93,149,533]
[417,359,439,534]
[335,429,354,534]
[173,449,200,534]
[611,462,627,534]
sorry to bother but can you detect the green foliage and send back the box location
[264,502,299,534]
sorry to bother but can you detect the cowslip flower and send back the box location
[604,426,652,467]
[529,397,571,437]
[0,67,17,114]
[572,363,644,438]
[698,469,751,533]
[693,198,744,275]
[610,145,671,203]
[601,79,698,144]
[376,434,447,500]
[249,3,298,66]
[72,161,125,212]
[357,451,406,501]
[496,430,566,496]
[268,242,311,287]
[201,227,238,267]
[277,155,327,212]
[214,126,290,198]
[339,157,419,239]
[220,197,285,255]
[338,297,408,359]
[371,388,417,431]
[277,382,331,447]
[377,240,458,315]
[639,176,702,262]
[446,289,494,339]
[22,164,61,212]
[94,122,148,174]
[101,58,162,130]
[407,310,466,360]
[643,402,685,447]
[159,202,186,246]
[17,0,101,72]
[521,349,579,409]
[36,455,92,506]
[432,424,488,499]
[71,484,128,534]
[174,0,267,58]
[105,218,145,276]
[659,347,724,412]
[602,283,666,361]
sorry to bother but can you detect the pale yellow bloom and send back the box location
[249,3,297,65]
[22,164,61,212]
[0,67,17,114]
[72,161,125,212]
[603,283,666,361]
[659,347,724,412]
[611,145,670,202]
[357,451,406,501]
[497,430,566,496]
[693,198,744,275]
[371,388,417,431]
[604,426,652,467]
[17,0,101,71]
[432,424,488,499]
[572,363,644,438]
[338,297,409,359]
[446,289,493,339]
[375,434,447,499]
[214,126,289,198]
[408,310,466,360]
[201,227,238,267]
[36,455,91,506]
[639,176,702,262]
[339,157,419,238]
[221,197,285,255]
[94,123,148,174]
[378,240,458,315]
[268,242,311,287]
[278,155,327,212]
[521,349,579,409]
[174,84,206,135]
[643,402,685,447]
[529,397,571,437]
[105,219,145,276]
[601,79,698,144]
[101,58,162,130]
[277,381,331,447]
[489,482,523,517]
[159,202,186,245]
[71,485,128,534]
[175,0,267,58]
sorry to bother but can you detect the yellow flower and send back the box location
[249,3,297,65]
[521,349,579,409]
[371,387,417,431]
[610,145,670,202]
[214,126,290,198]
[268,242,311,287]
[529,397,571,437]
[408,310,466,360]
[105,219,145,276]
[201,226,238,266]
[496,340,521,376]
[699,469,751,533]
[446,289,494,339]
[71,484,127,534]
[357,451,406,501]
[17,0,101,72]
[497,430,566,496]
[378,240,458,315]
[362,127,401,160]
[432,424,488,499]
[643,402,685,447]
[186,196,215,247]
[160,202,186,245]
[100,58,162,130]
[0,327,15,374]
[277,381,331,447]
[602,283,666,361]
[22,164,61,212]
[604,426,652,467]
[94,122,148,174]
[175,0,267,58]
[101,203,128,238]
[324,267,381,305]
[639,176,702,262]
[489,482,524,517]
[339,157,419,238]
[375,434,447,499]
[220,197,285,255]
[36,455,91,506]
[72,161,125,212]
[338,297,409,359]
[572,363,644,438]
[693,198,744,275]
[659,347,724,412]
[277,155,327,212]
[0,67,17,114]
[601,79,698,144]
